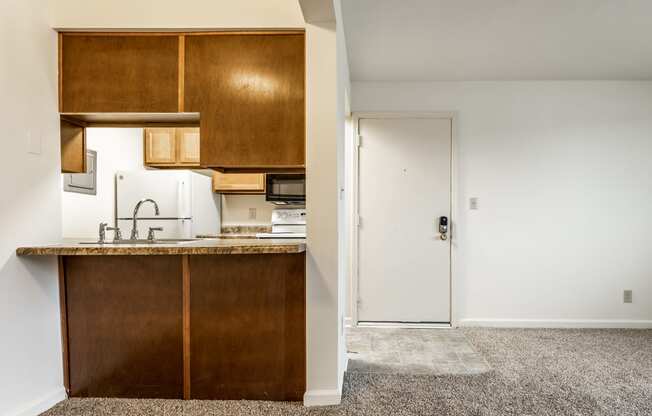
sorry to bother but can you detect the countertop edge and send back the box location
[16,244,306,256]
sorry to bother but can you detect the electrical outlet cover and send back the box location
[623,290,633,303]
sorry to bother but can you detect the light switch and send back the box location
[469,197,479,210]
[27,129,42,155]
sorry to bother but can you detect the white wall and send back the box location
[352,81,652,327]
[0,0,67,415]
[304,19,341,404]
[49,0,304,29]
[220,195,275,227]
[334,0,351,396]
[62,128,144,239]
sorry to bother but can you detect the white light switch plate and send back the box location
[27,129,42,155]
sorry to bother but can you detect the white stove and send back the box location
[256,208,306,239]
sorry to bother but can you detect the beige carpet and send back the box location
[42,328,652,416]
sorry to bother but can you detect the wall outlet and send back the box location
[469,197,479,210]
[248,208,257,220]
[623,290,633,303]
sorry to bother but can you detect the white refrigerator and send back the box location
[115,170,220,239]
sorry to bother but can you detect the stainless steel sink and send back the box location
[79,238,199,245]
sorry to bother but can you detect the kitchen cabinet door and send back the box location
[59,33,179,113]
[189,253,305,400]
[60,119,86,173]
[64,255,184,398]
[184,33,305,170]
[212,172,265,194]
[144,128,177,164]
[176,128,200,165]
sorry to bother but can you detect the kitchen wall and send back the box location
[352,81,652,327]
[0,0,67,415]
[220,195,275,227]
[61,128,144,239]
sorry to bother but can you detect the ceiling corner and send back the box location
[299,0,335,23]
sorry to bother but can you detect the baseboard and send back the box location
[304,387,342,407]
[6,387,67,416]
[458,319,652,329]
[357,321,452,329]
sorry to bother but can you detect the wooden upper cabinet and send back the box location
[60,119,86,173]
[184,33,305,170]
[176,128,200,164]
[144,127,201,167]
[59,33,180,113]
[145,128,177,164]
[212,172,265,194]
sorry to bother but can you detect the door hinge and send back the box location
[355,214,362,228]
[356,135,362,148]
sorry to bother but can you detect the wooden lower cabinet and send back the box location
[60,253,305,401]
[189,254,305,400]
[64,256,184,398]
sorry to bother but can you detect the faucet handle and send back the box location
[147,227,164,241]
[106,226,122,241]
[98,222,108,243]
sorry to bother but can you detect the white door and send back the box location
[357,117,452,323]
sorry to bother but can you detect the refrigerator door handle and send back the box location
[177,180,188,219]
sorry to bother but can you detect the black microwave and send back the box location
[266,174,305,204]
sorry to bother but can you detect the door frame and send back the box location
[350,112,458,328]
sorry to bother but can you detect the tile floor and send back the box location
[346,326,491,375]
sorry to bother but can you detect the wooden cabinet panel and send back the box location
[189,253,305,400]
[144,128,177,164]
[60,33,179,113]
[64,255,183,398]
[212,171,265,194]
[60,119,86,173]
[184,33,305,169]
[176,128,200,164]
[144,127,201,167]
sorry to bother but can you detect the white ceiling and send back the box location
[342,0,652,81]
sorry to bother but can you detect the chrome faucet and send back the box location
[130,198,160,240]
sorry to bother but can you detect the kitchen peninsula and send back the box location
[16,239,306,401]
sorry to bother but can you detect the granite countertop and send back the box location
[16,238,306,256]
